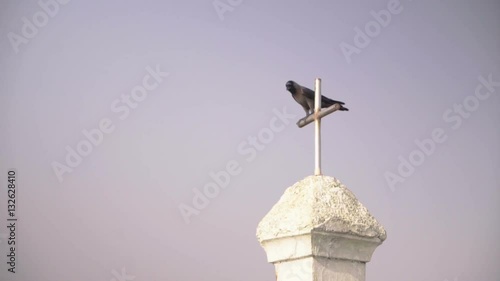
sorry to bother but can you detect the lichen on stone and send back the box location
[256,175,387,242]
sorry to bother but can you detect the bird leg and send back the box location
[302,107,311,117]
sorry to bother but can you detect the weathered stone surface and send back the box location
[256,175,386,281]
[256,175,386,243]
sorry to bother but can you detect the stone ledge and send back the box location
[261,231,382,263]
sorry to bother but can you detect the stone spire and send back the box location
[256,175,386,281]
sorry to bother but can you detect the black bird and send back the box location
[285,80,349,115]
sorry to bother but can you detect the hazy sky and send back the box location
[1,1,499,281]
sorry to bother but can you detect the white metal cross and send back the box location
[296,78,341,175]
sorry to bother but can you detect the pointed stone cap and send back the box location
[256,175,386,243]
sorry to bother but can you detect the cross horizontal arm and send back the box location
[296,103,341,128]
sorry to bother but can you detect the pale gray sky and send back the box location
[0,1,499,281]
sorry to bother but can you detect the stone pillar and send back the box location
[256,176,386,281]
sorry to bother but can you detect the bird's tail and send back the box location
[321,96,348,111]
[339,105,349,111]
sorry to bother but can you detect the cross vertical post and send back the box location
[314,78,321,176]
[296,78,342,174]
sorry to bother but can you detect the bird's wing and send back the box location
[301,86,316,100]
[321,95,345,105]
[302,86,345,105]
